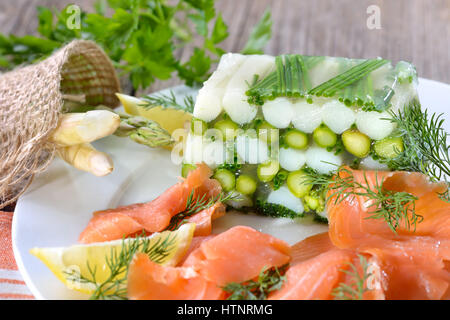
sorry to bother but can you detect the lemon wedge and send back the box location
[30,223,195,294]
[116,93,192,134]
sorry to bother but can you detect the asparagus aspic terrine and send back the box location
[181,53,418,221]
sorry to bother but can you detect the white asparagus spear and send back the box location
[305,146,343,174]
[279,147,306,171]
[291,100,323,133]
[262,97,295,129]
[51,110,120,146]
[355,110,395,140]
[321,100,356,134]
[194,53,246,122]
[56,143,113,176]
[222,55,275,125]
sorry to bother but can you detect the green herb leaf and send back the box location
[0,1,272,91]
[241,9,272,55]
[438,183,450,203]
[106,8,139,44]
[94,0,107,15]
[36,7,54,38]
[332,254,372,300]
[211,13,229,44]
[177,48,212,87]
[272,170,288,190]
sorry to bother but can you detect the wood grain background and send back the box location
[0,0,449,210]
[0,0,449,91]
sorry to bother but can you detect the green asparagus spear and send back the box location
[115,112,174,148]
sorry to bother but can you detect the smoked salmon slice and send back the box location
[79,163,222,243]
[290,232,334,265]
[127,253,224,300]
[277,166,450,301]
[272,234,386,300]
[183,226,291,286]
[361,239,450,300]
[77,212,146,243]
[179,235,216,265]
[326,168,450,249]
[323,168,450,299]
[185,202,226,236]
[85,164,450,300]
[127,226,290,300]
[269,249,355,300]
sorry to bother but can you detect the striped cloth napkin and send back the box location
[0,211,34,299]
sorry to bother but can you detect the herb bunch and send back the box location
[304,167,422,233]
[379,100,450,203]
[223,265,288,300]
[384,100,450,200]
[0,0,272,91]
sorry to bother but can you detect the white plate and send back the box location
[12,78,450,300]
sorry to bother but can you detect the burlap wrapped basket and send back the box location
[0,40,121,208]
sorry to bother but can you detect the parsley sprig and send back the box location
[0,1,272,90]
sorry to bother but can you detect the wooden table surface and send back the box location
[0,0,449,88]
[0,0,449,210]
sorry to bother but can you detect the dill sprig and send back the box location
[438,182,450,203]
[385,100,450,182]
[304,167,422,233]
[64,233,177,300]
[165,190,232,231]
[223,265,288,300]
[140,90,195,113]
[332,254,372,300]
[302,167,333,195]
